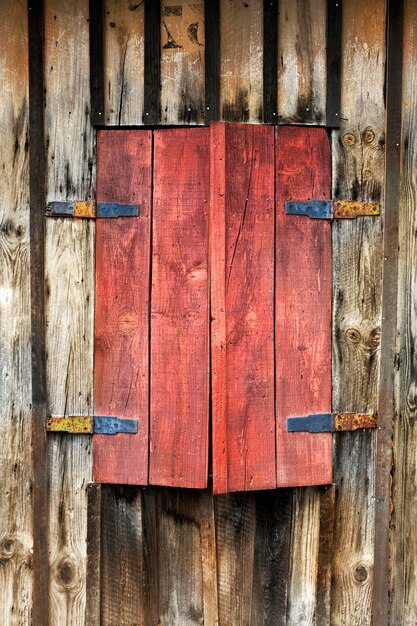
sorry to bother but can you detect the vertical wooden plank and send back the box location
[100,486,144,626]
[215,493,256,625]
[103,0,145,126]
[44,1,95,622]
[262,0,278,124]
[278,0,327,124]
[94,130,152,485]
[0,2,33,623]
[85,484,101,626]
[210,122,276,494]
[287,489,321,626]
[148,489,218,625]
[205,0,220,122]
[220,0,263,123]
[315,486,335,625]
[250,490,292,626]
[150,128,209,488]
[90,0,105,125]
[160,1,205,124]
[331,0,386,623]
[144,0,161,124]
[275,126,332,488]
[389,0,417,623]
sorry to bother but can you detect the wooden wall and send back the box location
[0,0,414,624]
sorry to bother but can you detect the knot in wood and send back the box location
[362,129,375,144]
[0,536,16,560]
[353,563,369,583]
[342,132,357,146]
[55,556,81,591]
[345,328,361,344]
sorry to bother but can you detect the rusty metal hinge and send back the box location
[46,415,138,435]
[287,412,377,433]
[285,200,380,219]
[46,201,139,218]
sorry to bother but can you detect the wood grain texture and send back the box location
[104,0,145,125]
[100,486,144,626]
[220,0,263,123]
[215,493,256,625]
[150,129,209,488]
[0,2,32,623]
[390,1,417,622]
[278,0,327,124]
[275,126,332,488]
[94,130,152,485]
[44,1,96,622]
[330,1,386,623]
[161,1,205,124]
[210,122,275,494]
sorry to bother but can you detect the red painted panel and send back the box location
[211,122,276,494]
[149,129,209,488]
[275,126,332,487]
[94,130,152,485]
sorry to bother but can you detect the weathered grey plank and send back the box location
[220,0,263,123]
[0,2,32,624]
[44,0,95,623]
[104,0,145,125]
[389,1,417,623]
[161,0,205,124]
[278,0,327,124]
[331,1,386,624]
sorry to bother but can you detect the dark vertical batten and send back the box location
[263,0,278,124]
[28,0,49,622]
[205,0,220,123]
[89,0,105,125]
[144,0,161,124]
[373,0,403,623]
[326,0,342,127]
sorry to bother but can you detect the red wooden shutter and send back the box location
[93,124,332,491]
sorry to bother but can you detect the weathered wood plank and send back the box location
[278,0,327,124]
[149,489,218,625]
[160,1,205,124]
[331,0,386,623]
[44,0,95,622]
[100,486,144,626]
[85,483,101,626]
[215,493,256,625]
[210,122,275,494]
[389,1,417,623]
[0,2,32,624]
[220,0,263,123]
[104,0,145,125]
[275,126,332,488]
[94,130,152,485]
[150,128,209,488]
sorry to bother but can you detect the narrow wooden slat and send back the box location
[263,0,278,124]
[150,128,209,488]
[100,486,144,626]
[389,0,417,623]
[0,1,33,623]
[326,0,342,127]
[94,130,152,485]
[211,122,276,494]
[331,1,386,622]
[250,490,292,625]
[85,483,101,626]
[160,1,205,125]
[28,0,49,622]
[204,0,220,122]
[220,0,263,123]
[373,1,403,622]
[275,126,332,488]
[89,0,105,125]
[278,0,327,124]
[215,493,256,625]
[151,489,218,625]
[144,0,160,124]
[315,485,335,625]
[104,0,145,125]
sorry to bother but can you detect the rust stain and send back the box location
[46,416,93,434]
[74,201,95,218]
[334,412,377,431]
[333,200,381,219]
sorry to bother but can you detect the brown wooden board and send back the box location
[149,128,209,488]
[275,126,332,487]
[94,130,152,485]
[210,122,276,494]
